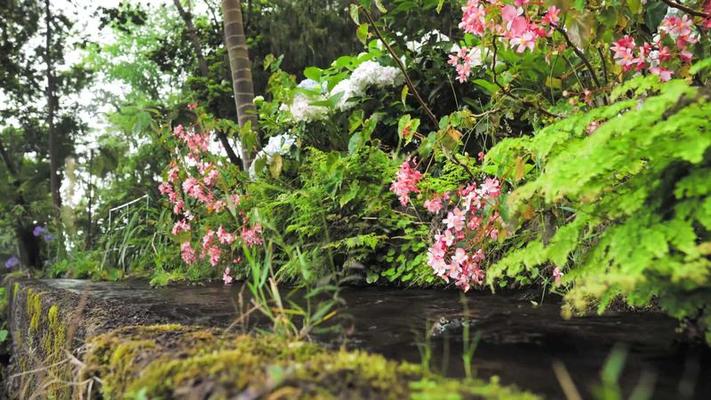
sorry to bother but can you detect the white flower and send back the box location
[406,29,451,54]
[262,134,296,157]
[282,62,403,121]
[249,133,297,179]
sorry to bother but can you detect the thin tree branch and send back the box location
[555,26,602,89]
[0,137,19,178]
[660,0,711,18]
[358,5,439,127]
[217,131,242,166]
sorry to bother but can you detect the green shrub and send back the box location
[484,75,711,342]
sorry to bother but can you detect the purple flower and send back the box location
[33,225,46,237]
[5,255,20,269]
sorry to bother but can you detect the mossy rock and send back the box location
[4,278,176,399]
[80,324,540,400]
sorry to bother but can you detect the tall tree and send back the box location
[45,0,62,213]
[174,0,243,167]
[221,0,258,170]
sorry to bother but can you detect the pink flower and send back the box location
[444,208,466,232]
[187,102,198,111]
[510,30,536,53]
[650,66,673,81]
[168,164,180,183]
[242,224,263,247]
[553,267,564,285]
[459,1,487,36]
[390,158,423,206]
[203,168,219,187]
[171,219,191,235]
[424,195,444,213]
[173,199,185,215]
[223,267,234,285]
[208,246,221,266]
[217,225,235,245]
[451,248,469,266]
[501,5,522,27]
[477,151,486,162]
[479,178,501,197]
[158,182,174,196]
[541,6,560,26]
[181,242,197,264]
[202,229,216,251]
[182,177,203,199]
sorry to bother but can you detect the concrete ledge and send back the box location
[5,278,538,400]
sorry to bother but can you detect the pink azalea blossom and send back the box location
[208,245,221,266]
[553,267,564,285]
[444,208,466,232]
[217,225,235,245]
[242,224,264,247]
[424,195,444,213]
[541,6,560,26]
[171,219,191,235]
[390,158,423,206]
[223,267,234,285]
[181,242,197,264]
[510,30,536,53]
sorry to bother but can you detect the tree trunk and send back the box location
[173,0,210,76]
[221,0,258,171]
[45,0,61,214]
[0,138,43,269]
[174,0,244,169]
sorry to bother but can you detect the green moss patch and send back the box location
[81,324,539,400]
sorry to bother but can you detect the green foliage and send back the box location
[247,144,433,285]
[484,75,711,341]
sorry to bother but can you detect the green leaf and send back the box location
[374,0,387,13]
[357,23,370,45]
[349,109,365,133]
[304,67,322,82]
[349,132,363,154]
[349,4,360,24]
[401,85,409,106]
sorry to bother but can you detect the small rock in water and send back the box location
[429,316,475,337]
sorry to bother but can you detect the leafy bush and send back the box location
[483,74,711,341]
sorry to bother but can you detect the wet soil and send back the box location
[45,279,711,400]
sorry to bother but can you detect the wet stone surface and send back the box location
[45,279,711,399]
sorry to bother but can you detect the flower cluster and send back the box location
[390,158,423,206]
[32,225,54,242]
[284,61,403,122]
[452,0,560,82]
[448,47,483,83]
[611,14,699,81]
[4,255,19,269]
[159,114,264,284]
[425,178,503,292]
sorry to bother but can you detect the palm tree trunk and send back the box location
[221,0,258,171]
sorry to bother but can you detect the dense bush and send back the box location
[483,74,711,340]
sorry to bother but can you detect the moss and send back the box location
[11,285,73,400]
[81,324,539,400]
[25,288,42,334]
